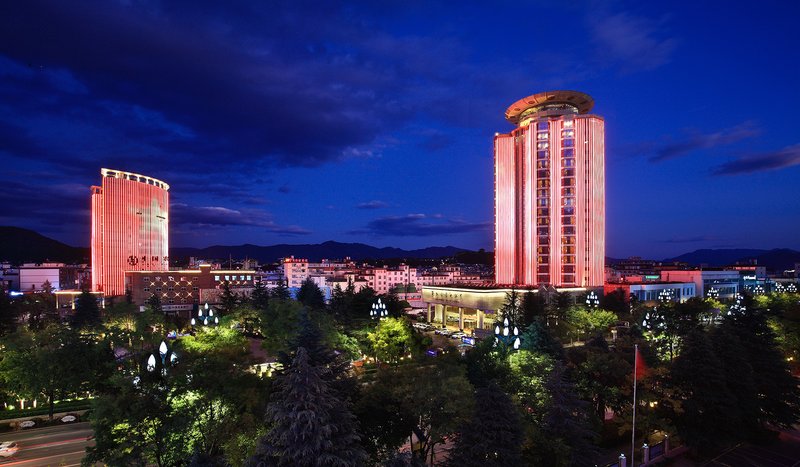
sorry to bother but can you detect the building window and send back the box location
[168,287,174,292]
[143,287,150,292]
[215,275,220,281]
[168,276,174,282]
[143,277,150,282]
[155,287,162,292]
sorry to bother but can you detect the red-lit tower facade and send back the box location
[495,90,604,287]
[91,169,169,296]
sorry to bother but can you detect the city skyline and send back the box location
[1,1,799,258]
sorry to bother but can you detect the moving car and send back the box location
[0,441,19,458]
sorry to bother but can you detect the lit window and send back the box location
[214,275,220,281]
[225,275,230,281]
[168,276,174,282]
[563,120,573,128]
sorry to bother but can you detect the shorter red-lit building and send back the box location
[125,264,255,312]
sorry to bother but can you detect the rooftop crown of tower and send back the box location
[505,90,594,127]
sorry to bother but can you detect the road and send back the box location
[0,422,93,467]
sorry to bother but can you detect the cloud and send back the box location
[170,203,310,235]
[712,144,800,175]
[590,12,677,72]
[631,122,761,162]
[352,213,490,237]
[356,200,389,209]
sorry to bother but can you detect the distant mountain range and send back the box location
[0,227,467,264]
[663,248,800,271]
[2,226,799,271]
[170,242,468,263]
[0,226,89,264]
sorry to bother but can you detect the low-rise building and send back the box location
[125,264,255,312]
[659,269,740,299]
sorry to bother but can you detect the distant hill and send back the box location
[663,248,800,271]
[170,241,468,263]
[0,226,89,264]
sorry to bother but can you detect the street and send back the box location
[0,422,93,467]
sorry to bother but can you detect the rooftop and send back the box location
[505,90,594,124]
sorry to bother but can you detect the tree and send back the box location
[250,280,270,312]
[250,347,366,466]
[725,310,800,430]
[499,289,522,328]
[519,320,564,360]
[368,317,415,365]
[0,286,17,336]
[447,384,523,467]
[521,288,545,328]
[0,326,113,420]
[271,279,290,301]
[146,293,163,314]
[568,307,617,341]
[296,278,326,311]
[71,289,102,329]
[601,288,628,316]
[536,363,599,467]
[670,328,741,452]
[219,282,238,315]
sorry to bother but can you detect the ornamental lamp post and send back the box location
[370,298,388,320]
[754,285,765,296]
[706,287,719,300]
[494,317,521,351]
[658,289,673,304]
[586,290,600,308]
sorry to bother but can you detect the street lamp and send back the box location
[370,298,388,320]
[585,291,600,308]
[728,293,746,316]
[494,317,521,351]
[192,302,219,327]
[775,283,785,294]
[706,287,719,300]
[788,283,797,293]
[658,289,673,303]
[754,285,765,296]
[146,339,178,376]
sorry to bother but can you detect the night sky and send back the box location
[1,1,799,259]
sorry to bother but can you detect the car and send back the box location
[450,331,467,339]
[0,442,19,458]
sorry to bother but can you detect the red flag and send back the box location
[634,347,648,381]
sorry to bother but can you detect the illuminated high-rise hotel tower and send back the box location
[91,169,169,296]
[494,91,604,287]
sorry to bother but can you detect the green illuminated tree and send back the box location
[368,317,415,365]
[71,289,102,329]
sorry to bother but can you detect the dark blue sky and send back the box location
[1,1,799,259]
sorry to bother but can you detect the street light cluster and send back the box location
[585,291,600,308]
[494,317,521,350]
[370,298,388,320]
[191,302,219,327]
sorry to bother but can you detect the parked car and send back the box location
[0,442,19,458]
[450,331,467,340]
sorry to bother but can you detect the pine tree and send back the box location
[271,279,291,301]
[520,320,564,360]
[146,293,163,313]
[71,289,101,329]
[250,348,366,467]
[447,384,523,467]
[726,311,800,429]
[708,323,760,437]
[219,282,238,315]
[538,363,599,467]
[521,288,545,328]
[0,286,17,336]
[251,280,270,311]
[297,278,325,311]
[671,328,741,452]
[499,289,522,327]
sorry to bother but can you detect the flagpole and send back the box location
[632,343,638,466]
